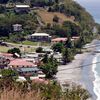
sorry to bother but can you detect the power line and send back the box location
[58,59,100,72]
[83,43,100,48]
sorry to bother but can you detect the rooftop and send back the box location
[0,53,13,57]
[52,38,67,42]
[13,24,22,26]
[31,33,50,37]
[8,59,36,67]
[15,5,30,8]
[16,67,39,72]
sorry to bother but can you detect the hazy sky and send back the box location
[75,0,100,23]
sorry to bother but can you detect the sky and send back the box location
[74,0,100,23]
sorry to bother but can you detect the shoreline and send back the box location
[92,54,98,100]
[81,51,96,100]
[92,52,100,100]
[56,39,99,100]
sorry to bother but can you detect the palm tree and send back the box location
[63,84,91,100]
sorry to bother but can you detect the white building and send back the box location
[15,5,30,13]
[13,24,22,32]
[30,33,51,42]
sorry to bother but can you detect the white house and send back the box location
[29,33,51,42]
[15,5,30,13]
[13,24,22,32]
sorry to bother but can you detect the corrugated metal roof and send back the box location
[16,67,39,72]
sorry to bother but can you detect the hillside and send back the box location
[0,0,96,43]
[35,9,75,24]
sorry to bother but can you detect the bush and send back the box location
[62,48,74,64]
[36,47,43,53]
[52,42,64,53]
[8,48,21,57]
[41,55,58,78]
[53,15,59,23]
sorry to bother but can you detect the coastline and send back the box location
[92,50,100,100]
[56,39,99,100]
[92,54,98,100]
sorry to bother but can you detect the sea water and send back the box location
[93,53,100,100]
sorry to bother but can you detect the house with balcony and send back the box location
[29,33,51,42]
[15,5,30,13]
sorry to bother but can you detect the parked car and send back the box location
[0,42,8,47]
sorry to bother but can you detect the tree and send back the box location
[0,5,6,13]
[55,0,59,3]
[8,48,21,57]
[75,36,85,53]
[62,21,81,36]
[52,42,64,53]
[36,47,43,53]
[62,48,74,64]
[63,84,91,100]
[31,0,50,7]
[41,55,58,78]
[53,15,59,23]
[65,37,73,48]
[41,53,48,63]
[0,69,18,88]
[1,69,18,78]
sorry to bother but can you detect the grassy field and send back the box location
[0,46,10,52]
[22,40,38,46]
[36,9,74,24]
[0,45,36,53]
[0,40,51,53]
[22,40,51,46]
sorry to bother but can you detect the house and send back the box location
[29,33,51,42]
[15,5,30,13]
[71,36,80,41]
[13,24,22,32]
[43,47,53,54]
[0,53,13,68]
[0,56,10,69]
[15,67,39,77]
[0,53,13,59]
[51,38,67,43]
[21,53,39,64]
[8,59,36,68]
[8,59,42,77]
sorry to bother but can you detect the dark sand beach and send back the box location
[56,39,99,100]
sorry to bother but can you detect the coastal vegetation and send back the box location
[41,54,58,78]
[0,69,91,100]
[0,0,98,100]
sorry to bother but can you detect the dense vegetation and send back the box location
[44,0,95,39]
[0,69,91,100]
[0,1,97,99]
[0,0,96,42]
[41,54,58,78]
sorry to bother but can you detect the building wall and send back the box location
[30,36,51,42]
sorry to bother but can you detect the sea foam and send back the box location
[92,54,100,100]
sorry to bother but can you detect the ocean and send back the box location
[93,54,100,100]
[75,0,100,23]
[74,1,100,99]
[93,43,100,100]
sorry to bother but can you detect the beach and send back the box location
[56,39,99,100]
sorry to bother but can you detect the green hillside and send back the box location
[0,0,96,43]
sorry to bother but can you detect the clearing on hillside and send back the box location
[36,9,75,25]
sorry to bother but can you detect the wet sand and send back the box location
[56,39,98,100]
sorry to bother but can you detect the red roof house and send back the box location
[52,38,67,43]
[8,59,36,68]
